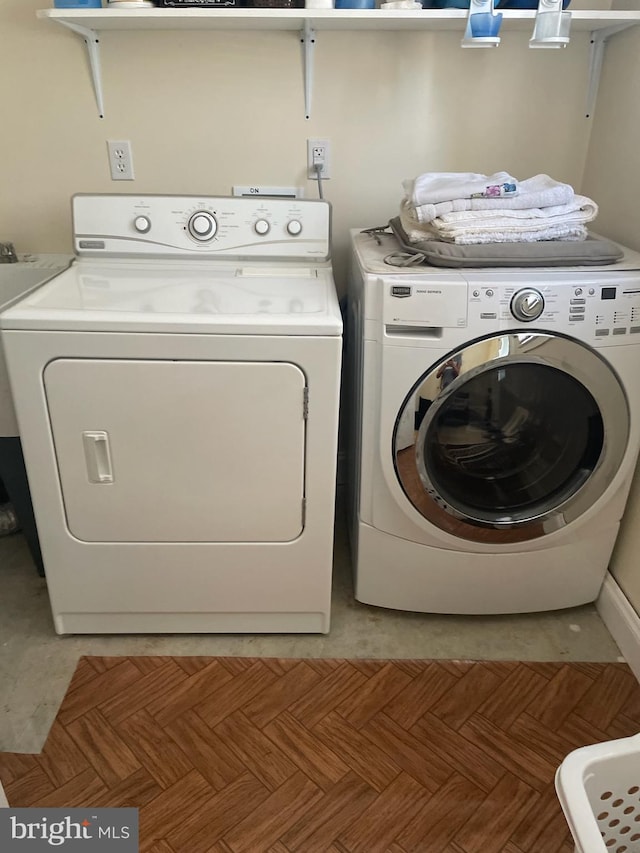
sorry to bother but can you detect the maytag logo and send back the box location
[391,285,411,298]
[1,809,138,851]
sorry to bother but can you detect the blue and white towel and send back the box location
[403,171,519,208]
[404,173,576,225]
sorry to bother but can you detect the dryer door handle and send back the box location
[82,431,114,484]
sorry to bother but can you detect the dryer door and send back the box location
[393,332,629,543]
[44,358,307,543]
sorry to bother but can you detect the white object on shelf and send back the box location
[380,1,421,9]
[555,732,640,853]
[107,1,155,7]
[306,0,333,8]
[529,0,570,49]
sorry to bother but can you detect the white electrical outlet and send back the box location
[107,140,135,181]
[307,138,331,180]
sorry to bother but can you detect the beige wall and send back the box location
[4,2,640,608]
[582,23,640,611]
[581,25,640,250]
[0,0,601,291]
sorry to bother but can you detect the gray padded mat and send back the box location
[388,217,624,268]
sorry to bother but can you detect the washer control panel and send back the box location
[382,274,640,344]
[468,278,640,341]
[72,194,331,260]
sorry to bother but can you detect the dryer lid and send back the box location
[0,259,343,336]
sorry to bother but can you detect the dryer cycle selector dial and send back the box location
[511,288,545,322]
[188,211,217,242]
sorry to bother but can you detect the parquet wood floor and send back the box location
[2,657,639,852]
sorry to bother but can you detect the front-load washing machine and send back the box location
[1,195,342,634]
[347,228,640,614]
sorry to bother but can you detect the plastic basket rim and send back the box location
[555,733,640,851]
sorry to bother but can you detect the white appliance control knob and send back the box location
[134,216,151,234]
[188,212,217,241]
[287,220,302,236]
[254,219,270,236]
[511,288,545,322]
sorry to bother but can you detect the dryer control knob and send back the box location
[134,215,151,234]
[511,288,545,322]
[287,220,302,236]
[188,212,217,242]
[254,219,270,236]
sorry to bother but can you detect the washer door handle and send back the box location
[82,431,113,484]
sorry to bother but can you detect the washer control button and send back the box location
[575,287,583,296]
[511,288,545,322]
[134,215,151,234]
[570,298,586,305]
[254,219,270,236]
[188,212,217,241]
[287,220,302,236]
[485,289,494,298]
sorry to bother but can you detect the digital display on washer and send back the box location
[601,287,617,300]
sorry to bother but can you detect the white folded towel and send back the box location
[399,192,597,245]
[405,174,576,224]
[403,171,519,207]
[401,219,589,245]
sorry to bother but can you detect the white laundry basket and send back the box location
[555,733,640,853]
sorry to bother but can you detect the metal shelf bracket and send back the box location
[586,23,635,119]
[59,21,105,118]
[300,21,316,120]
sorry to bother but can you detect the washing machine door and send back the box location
[393,332,629,543]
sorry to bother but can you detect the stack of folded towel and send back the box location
[400,172,598,245]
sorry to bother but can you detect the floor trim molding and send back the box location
[597,573,640,683]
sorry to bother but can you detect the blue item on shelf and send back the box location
[54,0,102,7]
[335,0,375,6]
[469,10,502,34]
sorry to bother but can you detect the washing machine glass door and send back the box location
[393,332,629,543]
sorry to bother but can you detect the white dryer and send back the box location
[1,195,342,634]
[347,228,640,614]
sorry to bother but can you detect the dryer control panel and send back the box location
[72,194,331,261]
